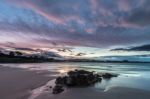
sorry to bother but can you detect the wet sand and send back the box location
[36,87,150,99]
[0,65,56,99]
[1,65,150,99]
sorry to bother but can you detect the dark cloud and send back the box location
[57,48,73,53]
[76,53,86,56]
[40,51,62,58]
[14,47,36,51]
[111,44,150,51]
[90,53,95,54]
[125,9,150,26]
[124,0,150,26]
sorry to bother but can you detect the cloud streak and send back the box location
[111,44,150,51]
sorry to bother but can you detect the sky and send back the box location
[0,0,150,61]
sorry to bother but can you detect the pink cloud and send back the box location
[90,0,113,16]
[85,28,96,34]
[23,2,66,25]
[117,0,132,11]
[6,0,84,25]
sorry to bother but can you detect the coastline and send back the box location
[0,65,57,99]
[0,64,150,99]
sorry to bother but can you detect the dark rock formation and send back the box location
[52,69,118,94]
[101,73,118,79]
[56,70,102,87]
[52,85,64,94]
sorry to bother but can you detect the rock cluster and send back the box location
[52,69,118,94]
[52,85,64,94]
[56,70,102,86]
[101,73,118,79]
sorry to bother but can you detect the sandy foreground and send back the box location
[0,65,56,99]
[35,86,150,99]
[0,65,150,99]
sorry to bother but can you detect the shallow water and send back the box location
[1,62,150,91]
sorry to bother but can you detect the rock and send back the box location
[53,70,118,94]
[102,73,118,79]
[64,70,102,86]
[49,86,52,88]
[55,77,66,85]
[52,85,64,94]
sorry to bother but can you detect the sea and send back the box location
[1,62,150,91]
